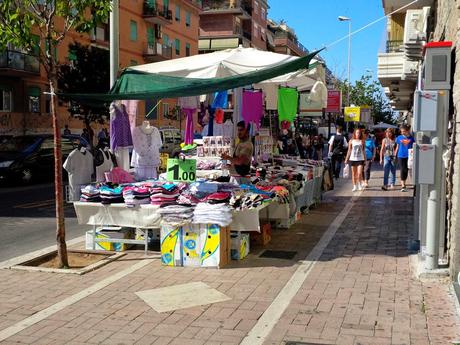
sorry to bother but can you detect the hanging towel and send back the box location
[278,88,299,124]
[183,108,195,145]
[212,91,228,109]
[215,108,224,124]
[242,90,264,129]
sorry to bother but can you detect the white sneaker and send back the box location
[390,184,394,189]
[352,185,357,192]
[358,183,364,191]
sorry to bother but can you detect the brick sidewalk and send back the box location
[0,171,459,345]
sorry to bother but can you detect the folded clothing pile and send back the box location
[80,185,100,202]
[99,185,124,204]
[204,192,231,204]
[150,183,180,206]
[193,203,232,227]
[229,191,269,210]
[123,186,151,207]
[158,204,194,225]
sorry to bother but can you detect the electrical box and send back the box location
[423,42,452,90]
[414,144,435,184]
[414,90,438,132]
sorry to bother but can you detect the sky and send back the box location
[268,0,387,83]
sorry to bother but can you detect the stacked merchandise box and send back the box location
[250,223,272,247]
[198,136,232,158]
[85,227,132,251]
[161,224,231,268]
[230,232,250,260]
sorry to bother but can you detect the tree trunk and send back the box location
[50,74,69,268]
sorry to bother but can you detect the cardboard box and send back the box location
[250,223,272,247]
[231,232,250,260]
[161,225,183,266]
[199,224,230,268]
[182,225,201,267]
[85,227,132,251]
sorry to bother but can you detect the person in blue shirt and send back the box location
[395,124,415,192]
[363,130,376,188]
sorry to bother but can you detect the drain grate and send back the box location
[259,250,297,260]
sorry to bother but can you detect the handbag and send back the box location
[343,163,350,178]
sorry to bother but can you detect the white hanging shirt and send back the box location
[63,149,93,201]
[131,126,162,168]
[223,119,234,138]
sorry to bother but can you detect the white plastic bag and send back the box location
[343,163,350,178]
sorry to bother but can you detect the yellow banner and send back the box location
[344,107,361,122]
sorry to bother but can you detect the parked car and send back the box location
[159,127,182,157]
[0,134,89,184]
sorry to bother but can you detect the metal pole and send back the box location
[425,91,448,270]
[110,0,119,88]
[347,20,351,106]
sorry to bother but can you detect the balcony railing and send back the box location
[0,50,40,74]
[143,2,173,21]
[144,42,172,61]
[274,31,308,54]
[386,40,404,53]
[202,0,251,15]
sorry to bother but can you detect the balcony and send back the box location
[0,50,40,75]
[143,2,173,25]
[377,52,404,80]
[274,31,308,56]
[201,0,251,19]
[386,40,404,53]
[143,42,172,62]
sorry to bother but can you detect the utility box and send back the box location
[414,144,436,184]
[423,42,452,90]
[414,90,439,132]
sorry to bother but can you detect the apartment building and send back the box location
[198,0,268,53]
[0,0,202,135]
[266,19,308,57]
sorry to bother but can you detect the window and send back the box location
[162,103,169,118]
[186,11,191,27]
[175,6,180,21]
[254,1,259,15]
[0,88,12,112]
[163,34,170,46]
[147,27,155,49]
[28,86,40,113]
[253,23,258,38]
[130,20,138,41]
[186,43,191,56]
[175,38,180,55]
[261,7,266,20]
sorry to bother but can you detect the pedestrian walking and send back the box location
[345,129,365,192]
[328,125,348,179]
[315,134,325,160]
[363,129,376,188]
[380,128,397,191]
[63,125,71,135]
[395,125,415,192]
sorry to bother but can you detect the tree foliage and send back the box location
[0,0,112,268]
[58,42,110,125]
[336,75,396,125]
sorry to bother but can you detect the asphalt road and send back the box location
[0,183,87,262]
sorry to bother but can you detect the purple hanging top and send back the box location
[110,105,133,150]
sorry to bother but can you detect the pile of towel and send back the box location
[193,203,232,227]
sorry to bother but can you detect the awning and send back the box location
[210,38,239,50]
[63,47,321,103]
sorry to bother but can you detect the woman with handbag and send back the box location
[345,129,366,192]
[380,128,397,191]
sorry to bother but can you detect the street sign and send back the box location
[166,158,196,182]
[344,106,360,122]
[326,90,342,113]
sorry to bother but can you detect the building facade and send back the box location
[0,0,202,136]
[198,0,268,53]
[266,20,308,57]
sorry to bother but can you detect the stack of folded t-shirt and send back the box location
[150,183,180,206]
[193,203,232,227]
[123,186,151,207]
[99,185,124,204]
[80,185,101,202]
[158,204,194,225]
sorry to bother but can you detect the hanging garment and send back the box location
[261,84,278,110]
[278,88,299,124]
[115,147,130,171]
[242,90,264,129]
[223,119,234,138]
[63,149,93,201]
[233,87,243,124]
[212,90,228,109]
[207,107,215,136]
[178,96,199,109]
[215,108,224,124]
[213,123,224,137]
[121,100,139,132]
[131,126,162,180]
[183,108,195,145]
[110,103,133,151]
[95,148,115,182]
[198,102,206,127]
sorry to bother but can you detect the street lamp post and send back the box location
[338,16,352,107]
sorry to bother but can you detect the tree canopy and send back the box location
[336,75,396,125]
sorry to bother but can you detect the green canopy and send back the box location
[63,48,321,103]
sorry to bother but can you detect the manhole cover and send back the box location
[259,250,297,260]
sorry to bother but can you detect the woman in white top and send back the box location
[345,129,365,192]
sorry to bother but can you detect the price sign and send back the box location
[166,158,196,182]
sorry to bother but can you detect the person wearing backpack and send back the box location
[328,125,348,179]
